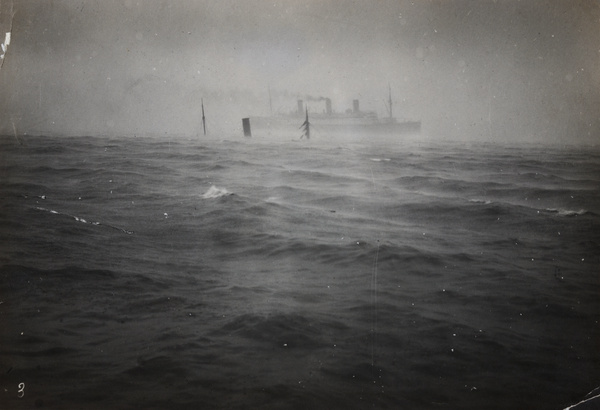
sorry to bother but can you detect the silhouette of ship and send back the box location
[250,87,421,138]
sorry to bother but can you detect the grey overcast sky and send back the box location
[0,0,598,143]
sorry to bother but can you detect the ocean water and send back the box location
[0,134,598,409]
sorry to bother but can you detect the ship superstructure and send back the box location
[250,89,421,138]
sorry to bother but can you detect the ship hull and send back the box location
[249,115,421,138]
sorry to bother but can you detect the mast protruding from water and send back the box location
[201,98,206,136]
[300,107,310,140]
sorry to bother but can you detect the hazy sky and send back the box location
[0,0,598,143]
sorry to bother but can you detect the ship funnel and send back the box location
[325,98,332,115]
[242,118,252,137]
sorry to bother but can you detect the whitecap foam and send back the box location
[34,206,133,234]
[544,208,587,217]
[469,199,492,205]
[201,185,231,199]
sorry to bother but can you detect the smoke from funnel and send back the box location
[304,95,327,102]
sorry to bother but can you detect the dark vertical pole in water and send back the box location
[300,108,310,140]
[201,99,206,136]
[305,108,310,139]
[242,118,252,137]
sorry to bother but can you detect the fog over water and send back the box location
[1,3,600,409]
[0,0,598,144]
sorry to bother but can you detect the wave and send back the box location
[543,208,592,217]
[34,206,134,234]
[469,198,492,205]
[201,185,232,199]
[467,199,595,218]
[211,312,342,349]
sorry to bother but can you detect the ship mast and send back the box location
[201,98,206,136]
[300,107,310,140]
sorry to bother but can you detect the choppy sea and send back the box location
[0,133,598,409]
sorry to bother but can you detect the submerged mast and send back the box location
[201,98,206,136]
[300,107,310,139]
